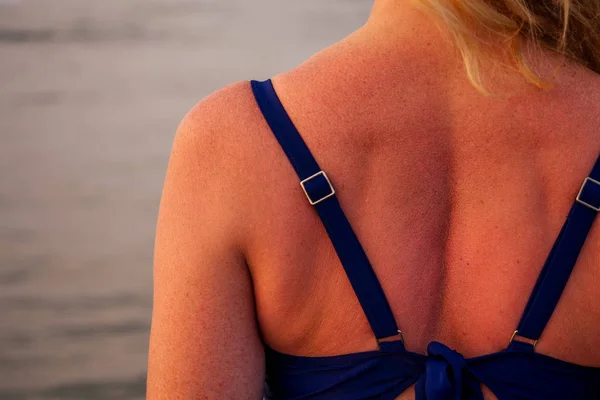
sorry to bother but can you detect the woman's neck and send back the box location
[367,0,422,30]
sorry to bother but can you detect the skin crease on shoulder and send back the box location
[147,0,600,399]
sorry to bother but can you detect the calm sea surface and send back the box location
[0,0,370,398]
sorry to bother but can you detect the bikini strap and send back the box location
[512,154,600,349]
[250,79,402,343]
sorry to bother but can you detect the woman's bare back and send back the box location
[240,7,600,371]
[147,4,600,400]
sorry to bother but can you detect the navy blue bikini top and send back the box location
[250,79,600,400]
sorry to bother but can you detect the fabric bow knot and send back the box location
[417,341,469,400]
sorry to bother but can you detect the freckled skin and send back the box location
[147,1,600,399]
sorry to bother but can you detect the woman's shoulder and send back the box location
[178,80,261,143]
[172,79,273,185]
[166,79,282,250]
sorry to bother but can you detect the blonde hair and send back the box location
[412,0,600,92]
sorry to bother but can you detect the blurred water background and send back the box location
[0,0,371,398]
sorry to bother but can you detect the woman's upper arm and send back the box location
[147,91,265,399]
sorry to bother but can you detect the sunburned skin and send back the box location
[147,1,600,399]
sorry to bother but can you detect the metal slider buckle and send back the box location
[376,330,405,345]
[509,330,538,348]
[300,171,335,205]
[576,177,600,212]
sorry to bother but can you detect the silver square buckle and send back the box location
[576,177,600,212]
[376,330,405,346]
[509,330,538,348]
[300,171,335,205]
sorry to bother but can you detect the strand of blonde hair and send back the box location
[411,0,600,93]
